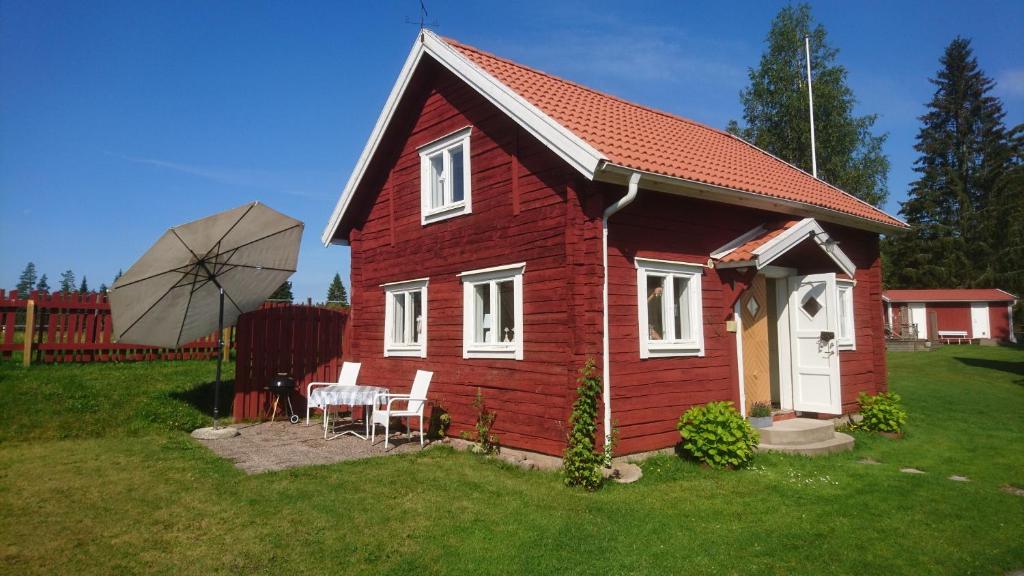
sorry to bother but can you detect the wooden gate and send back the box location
[232,304,350,421]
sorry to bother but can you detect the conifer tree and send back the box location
[36,274,50,294]
[79,276,89,294]
[269,281,294,302]
[59,270,76,294]
[16,262,38,298]
[884,38,1010,289]
[728,4,889,206]
[326,273,349,308]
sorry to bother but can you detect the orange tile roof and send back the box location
[884,289,1017,302]
[719,220,801,263]
[444,37,905,229]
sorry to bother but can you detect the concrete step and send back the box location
[758,432,855,457]
[758,418,835,445]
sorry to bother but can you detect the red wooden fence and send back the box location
[232,304,350,422]
[0,290,230,363]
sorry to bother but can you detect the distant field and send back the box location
[1,346,1022,575]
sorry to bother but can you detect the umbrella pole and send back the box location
[213,287,225,429]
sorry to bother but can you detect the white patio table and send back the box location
[308,385,389,440]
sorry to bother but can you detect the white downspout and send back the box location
[601,172,641,453]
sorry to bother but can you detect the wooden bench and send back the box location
[937,330,969,344]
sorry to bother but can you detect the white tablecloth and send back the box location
[309,385,388,409]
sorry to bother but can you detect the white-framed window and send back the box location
[836,279,856,350]
[419,127,472,225]
[382,278,428,358]
[636,258,705,358]
[459,263,525,360]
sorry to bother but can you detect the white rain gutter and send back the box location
[601,172,641,451]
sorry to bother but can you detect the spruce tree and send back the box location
[16,262,38,298]
[884,38,1010,289]
[79,276,89,294]
[269,281,293,302]
[59,270,76,294]
[36,274,50,294]
[326,273,349,308]
[985,123,1024,297]
[99,282,109,293]
[728,3,889,206]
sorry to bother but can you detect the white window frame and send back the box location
[459,263,525,360]
[382,277,428,358]
[636,258,705,358]
[419,126,472,225]
[836,279,856,350]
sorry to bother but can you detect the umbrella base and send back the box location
[191,426,240,440]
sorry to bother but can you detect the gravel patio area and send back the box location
[195,419,430,474]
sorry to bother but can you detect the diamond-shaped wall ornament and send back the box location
[802,295,822,318]
[745,296,760,319]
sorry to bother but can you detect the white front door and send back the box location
[788,273,842,414]
[908,303,928,339]
[971,303,991,339]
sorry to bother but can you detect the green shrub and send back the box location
[677,401,759,469]
[563,359,604,490]
[462,388,498,454]
[857,391,907,433]
[749,401,772,418]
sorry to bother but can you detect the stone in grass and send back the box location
[948,475,970,482]
[857,458,881,465]
[601,463,643,484]
[900,467,926,474]
[1001,484,1024,497]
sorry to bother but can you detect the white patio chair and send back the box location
[305,362,361,426]
[370,370,432,451]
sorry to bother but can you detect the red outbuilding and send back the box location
[322,32,908,457]
[883,289,1018,343]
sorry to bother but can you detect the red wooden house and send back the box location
[321,31,907,457]
[883,289,1018,343]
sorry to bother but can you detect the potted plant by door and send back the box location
[748,401,774,429]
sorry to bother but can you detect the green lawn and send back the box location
[1,346,1022,575]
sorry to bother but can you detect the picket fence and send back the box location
[0,290,230,364]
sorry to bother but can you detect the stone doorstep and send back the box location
[758,432,855,457]
[758,418,837,446]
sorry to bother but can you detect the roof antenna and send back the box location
[805,34,818,179]
[405,0,439,32]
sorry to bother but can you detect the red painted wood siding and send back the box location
[346,61,595,456]
[989,303,1012,340]
[928,303,972,334]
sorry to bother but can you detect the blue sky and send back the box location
[2,1,1022,301]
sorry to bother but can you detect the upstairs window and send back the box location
[636,258,705,358]
[383,278,428,358]
[419,127,472,224]
[836,279,856,350]
[459,263,525,360]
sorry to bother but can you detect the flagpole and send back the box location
[805,35,818,179]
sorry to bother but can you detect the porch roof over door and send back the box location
[711,218,856,277]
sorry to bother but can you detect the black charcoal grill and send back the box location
[265,373,299,424]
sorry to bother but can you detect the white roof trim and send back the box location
[321,30,605,246]
[715,218,857,277]
[710,224,767,260]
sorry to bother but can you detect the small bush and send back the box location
[749,401,772,418]
[563,359,604,490]
[857,392,907,433]
[463,388,498,454]
[677,401,759,469]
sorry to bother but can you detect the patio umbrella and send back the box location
[110,201,303,434]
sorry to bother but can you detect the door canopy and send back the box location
[711,218,856,277]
